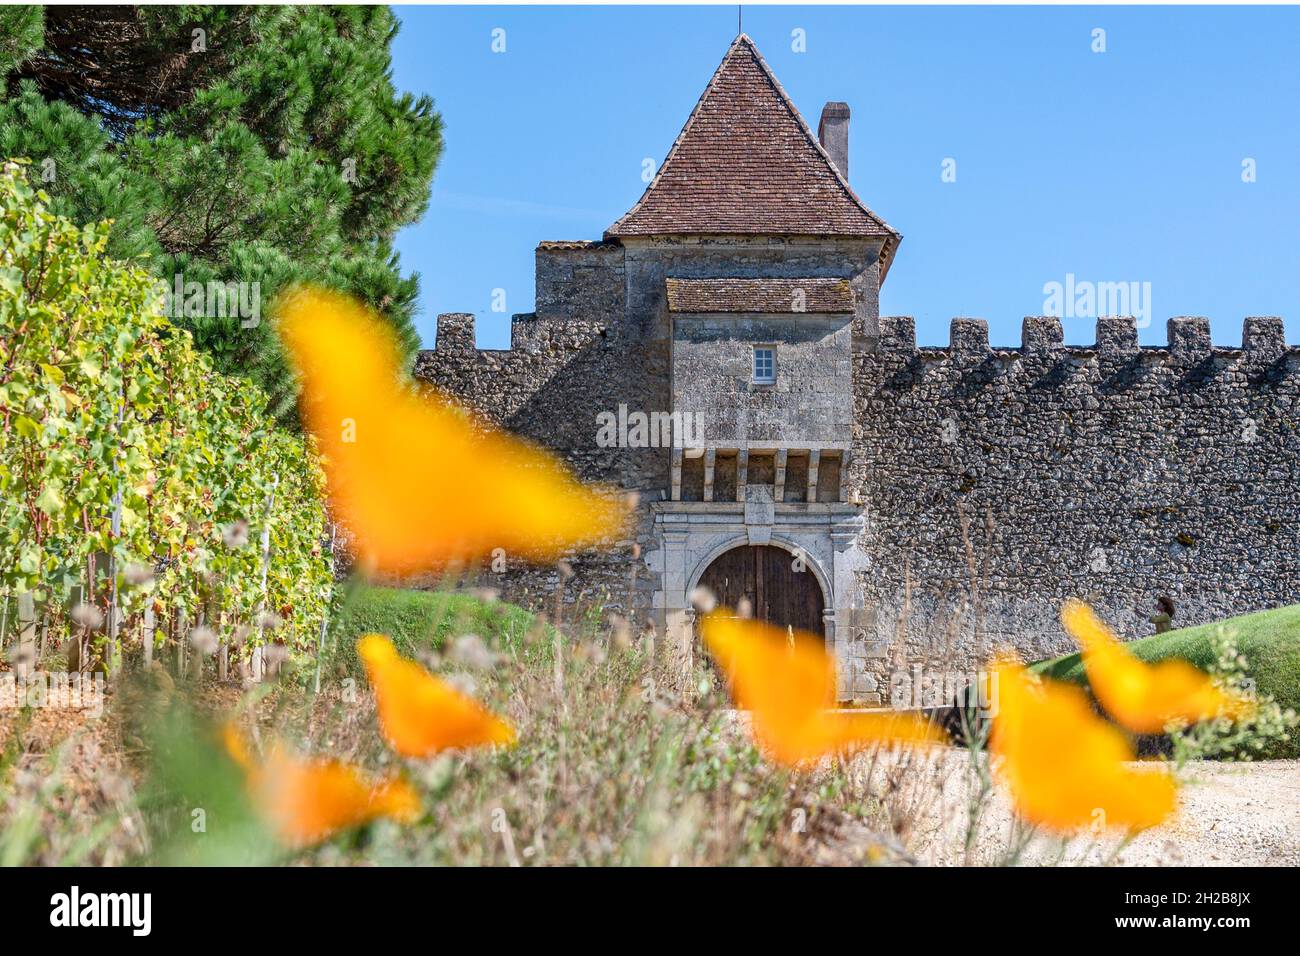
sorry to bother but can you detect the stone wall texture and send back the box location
[672,313,853,448]
[415,236,1299,698]
[852,313,1300,681]
[413,242,663,626]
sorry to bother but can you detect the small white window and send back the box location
[752,346,776,385]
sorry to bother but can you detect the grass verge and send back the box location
[320,585,553,679]
[1032,604,1300,757]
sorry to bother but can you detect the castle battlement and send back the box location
[434,311,1297,367]
[430,311,608,356]
[877,315,1296,366]
[414,34,1300,705]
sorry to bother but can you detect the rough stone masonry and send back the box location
[415,36,1299,703]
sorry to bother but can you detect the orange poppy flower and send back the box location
[222,725,421,849]
[275,286,627,575]
[699,611,946,767]
[357,634,516,758]
[989,654,1177,832]
[1061,600,1253,734]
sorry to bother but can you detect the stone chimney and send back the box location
[818,102,850,180]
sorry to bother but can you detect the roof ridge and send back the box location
[738,37,899,240]
[604,35,752,237]
[604,34,901,276]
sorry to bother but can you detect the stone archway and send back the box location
[695,543,827,638]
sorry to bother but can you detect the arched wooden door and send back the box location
[696,545,825,638]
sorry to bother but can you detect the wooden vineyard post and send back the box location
[142,605,155,668]
[176,612,188,679]
[16,591,36,680]
[312,523,338,694]
[193,610,204,683]
[253,474,279,683]
[218,609,229,682]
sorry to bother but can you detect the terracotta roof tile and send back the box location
[665,277,854,314]
[606,35,900,270]
[536,240,612,251]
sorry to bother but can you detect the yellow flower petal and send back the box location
[276,286,627,574]
[358,634,516,758]
[223,726,420,849]
[1062,600,1253,734]
[700,611,945,767]
[989,654,1177,832]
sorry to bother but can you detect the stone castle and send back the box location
[416,35,1299,702]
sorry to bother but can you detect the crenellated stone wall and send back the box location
[844,313,1300,698]
[415,236,1299,702]
[413,242,666,625]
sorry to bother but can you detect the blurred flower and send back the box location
[357,634,516,758]
[1062,600,1253,734]
[689,586,718,614]
[256,611,283,630]
[447,634,500,670]
[189,626,219,655]
[7,643,35,669]
[123,563,154,586]
[222,519,250,549]
[445,672,478,697]
[609,614,632,650]
[222,725,420,850]
[275,286,628,574]
[700,611,945,767]
[989,654,1177,832]
[71,602,104,629]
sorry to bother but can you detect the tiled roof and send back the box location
[665,278,854,314]
[606,35,900,269]
[536,240,612,251]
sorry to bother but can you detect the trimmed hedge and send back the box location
[322,586,548,678]
[1033,605,1300,758]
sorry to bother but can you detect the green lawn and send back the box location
[1032,604,1300,757]
[321,586,551,679]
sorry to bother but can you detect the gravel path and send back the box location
[843,750,1300,866]
[1106,760,1300,866]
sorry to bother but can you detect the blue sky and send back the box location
[390,5,1300,350]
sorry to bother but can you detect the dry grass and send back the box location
[1,609,958,866]
[10,577,1268,867]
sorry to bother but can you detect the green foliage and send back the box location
[0,160,330,658]
[135,696,276,866]
[1034,605,1300,758]
[0,7,42,78]
[2,6,442,425]
[323,586,551,679]
[1168,625,1299,763]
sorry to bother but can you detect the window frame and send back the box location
[751,345,777,386]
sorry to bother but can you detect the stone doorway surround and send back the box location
[647,488,870,699]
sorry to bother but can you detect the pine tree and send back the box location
[1,6,443,423]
